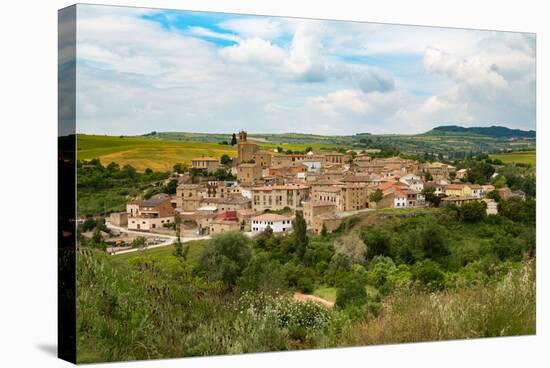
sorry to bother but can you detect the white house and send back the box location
[251,213,293,234]
[393,188,407,208]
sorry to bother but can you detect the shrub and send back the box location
[335,272,368,309]
[412,260,445,290]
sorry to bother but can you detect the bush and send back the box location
[412,260,445,290]
[459,201,487,222]
[336,272,368,309]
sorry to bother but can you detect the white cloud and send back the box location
[219,37,286,65]
[74,4,535,135]
[218,17,285,40]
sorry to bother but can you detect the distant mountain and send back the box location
[426,125,536,138]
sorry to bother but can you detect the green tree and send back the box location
[237,254,287,293]
[362,228,392,260]
[421,186,441,207]
[369,189,383,203]
[196,232,253,287]
[459,201,487,222]
[162,179,178,194]
[412,260,445,290]
[231,133,237,146]
[336,272,368,309]
[293,211,309,261]
[220,154,232,166]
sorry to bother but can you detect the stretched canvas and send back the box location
[58,3,536,364]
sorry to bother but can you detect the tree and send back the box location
[231,133,238,146]
[424,170,433,181]
[293,211,309,261]
[459,201,487,222]
[369,189,383,203]
[418,223,451,261]
[132,236,146,250]
[162,179,178,194]
[320,224,328,238]
[237,254,287,293]
[220,154,232,166]
[362,228,392,260]
[173,162,189,174]
[196,232,253,287]
[173,241,189,261]
[336,272,368,309]
[421,186,441,207]
[412,260,445,290]
[334,232,367,264]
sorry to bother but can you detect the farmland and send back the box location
[77,135,341,171]
[490,150,536,166]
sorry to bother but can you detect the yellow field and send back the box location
[490,150,536,166]
[77,135,340,171]
[76,135,237,171]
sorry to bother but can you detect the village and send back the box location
[100,130,526,253]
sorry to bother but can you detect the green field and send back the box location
[77,135,341,171]
[113,240,207,266]
[490,150,536,166]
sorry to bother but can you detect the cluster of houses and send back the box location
[109,131,525,237]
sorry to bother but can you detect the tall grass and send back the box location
[77,248,535,362]
[356,259,535,344]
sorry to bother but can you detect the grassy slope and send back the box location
[490,150,536,166]
[113,240,207,266]
[77,135,341,171]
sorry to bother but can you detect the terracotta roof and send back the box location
[252,213,294,222]
[446,184,466,190]
[442,196,478,201]
[252,184,309,191]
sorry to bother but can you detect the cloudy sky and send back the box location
[74,4,536,135]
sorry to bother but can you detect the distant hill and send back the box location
[426,125,535,138]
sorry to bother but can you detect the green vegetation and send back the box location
[77,159,171,216]
[490,150,536,166]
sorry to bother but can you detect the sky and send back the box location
[73,4,536,135]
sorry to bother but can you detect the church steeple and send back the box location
[238,130,247,142]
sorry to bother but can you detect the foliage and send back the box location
[293,211,309,262]
[335,272,368,309]
[369,189,383,203]
[196,232,253,287]
[458,201,487,222]
[237,254,287,293]
[362,228,392,260]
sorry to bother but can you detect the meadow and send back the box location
[490,150,536,166]
[77,135,341,171]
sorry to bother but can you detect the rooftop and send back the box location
[252,184,309,191]
[252,213,294,222]
[192,157,219,161]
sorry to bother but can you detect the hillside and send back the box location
[427,125,536,138]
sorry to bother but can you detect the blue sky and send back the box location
[74,4,536,135]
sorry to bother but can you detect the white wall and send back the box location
[251,219,293,233]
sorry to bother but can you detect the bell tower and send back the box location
[238,130,247,142]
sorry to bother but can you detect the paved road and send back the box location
[105,222,210,255]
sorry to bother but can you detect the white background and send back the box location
[0,0,547,366]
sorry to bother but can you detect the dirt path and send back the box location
[293,292,335,308]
